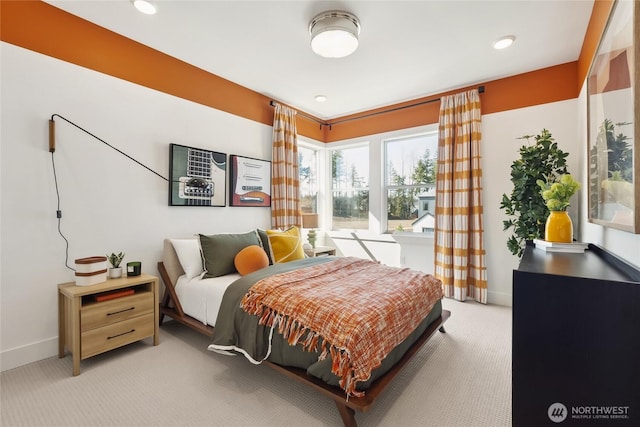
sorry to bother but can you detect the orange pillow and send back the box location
[234,245,269,276]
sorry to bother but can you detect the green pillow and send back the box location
[256,228,274,265]
[199,231,261,278]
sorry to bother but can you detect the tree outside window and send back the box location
[385,132,438,233]
[331,146,369,230]
[298,144,318,214]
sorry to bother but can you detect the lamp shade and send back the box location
[309,11,360,58]
[302,213,319,229]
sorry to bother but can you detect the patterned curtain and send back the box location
[434,89,488,303]
[271,103,301,229]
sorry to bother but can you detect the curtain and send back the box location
[271,103,301,229]
[434,89,488,303]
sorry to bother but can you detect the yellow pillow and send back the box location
[234,245,269,276]
[266,226,305,263]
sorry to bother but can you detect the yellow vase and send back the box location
[544,210,573,243]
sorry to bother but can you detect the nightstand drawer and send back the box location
[81,313,155,358]
[81,292,153,332]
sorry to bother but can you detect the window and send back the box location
[298,143,319,214]
[330,145,369,230]
[385,132,438,233]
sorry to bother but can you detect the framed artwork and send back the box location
[168,143,226,207]
[229,155,271,207]
[587,0,639,233]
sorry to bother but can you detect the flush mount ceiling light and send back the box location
[309,11,360,58]
[133,0,157,15]
[493,35,515,50]
[314,95,328,102]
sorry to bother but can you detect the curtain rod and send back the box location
[270,85,485,130]
[327,85,485,127]
[269,100,328,128]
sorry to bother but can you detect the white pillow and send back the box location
[170,238,203,279]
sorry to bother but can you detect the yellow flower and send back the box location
[546,199,564,211]
[537,174,580,211]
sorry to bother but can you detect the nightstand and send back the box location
[58,274,159,376]
[305,245,337,257]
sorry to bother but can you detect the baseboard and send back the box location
[0,337,58,372]
[487,290,512,307]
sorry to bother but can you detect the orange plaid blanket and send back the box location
[240,257,443,397]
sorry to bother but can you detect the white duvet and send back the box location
[174,273,241,326]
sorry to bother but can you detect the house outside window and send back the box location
[330,144,369,230]
[384,132,438,233]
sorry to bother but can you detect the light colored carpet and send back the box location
[0,299,512,427]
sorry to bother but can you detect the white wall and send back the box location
[483,99,582,305]
[0,43,275,371]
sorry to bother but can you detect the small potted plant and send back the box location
[537,174,581,242]
[106,252,125,279]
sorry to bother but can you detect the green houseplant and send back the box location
[106,252,125,279]
[500,129,569,256]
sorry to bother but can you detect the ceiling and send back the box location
[45,0,595,120]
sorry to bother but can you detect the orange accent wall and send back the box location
[1,0,615,144]
[324,62,579,142]
[0,1,325,141]
[577,0,615,93]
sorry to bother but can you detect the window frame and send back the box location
[327,141,370,231]
[383,130,439,234]
[297,139,322,215]
[299,123,438,235]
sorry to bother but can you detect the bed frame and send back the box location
[157,239,450,427]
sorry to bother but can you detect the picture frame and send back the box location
[229,155,271,207]
[168,143,227,207]
[587,0,639,233]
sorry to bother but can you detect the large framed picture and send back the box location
[168,143,227,207]
[587,0,639,233]
[229,155,271,207]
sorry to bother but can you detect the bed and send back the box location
[157,233,450,427]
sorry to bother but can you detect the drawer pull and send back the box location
[106,307,135,316]
[107,329,135,340]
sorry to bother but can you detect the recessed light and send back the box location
[133,0,157,15]
[315,95,328,102]
[493,35,515,50]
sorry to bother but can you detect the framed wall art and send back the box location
[229,155,271,207]
[169,143,227,207]
[587,0,639,233]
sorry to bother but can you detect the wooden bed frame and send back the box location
[157,241,450,427]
